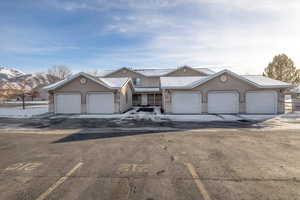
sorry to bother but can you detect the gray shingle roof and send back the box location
[160,76,208,88]
[193,68,215,75]
[99,77,129,88]
[242,75,291,87]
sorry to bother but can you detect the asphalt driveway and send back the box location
[0,120,299,200]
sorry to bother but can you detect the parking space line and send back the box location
[185,163,211,200]
[36,162,83,200]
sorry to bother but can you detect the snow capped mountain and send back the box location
[0,66,25,80]
[0,67,60,90]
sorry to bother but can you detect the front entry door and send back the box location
[141,94,148,106]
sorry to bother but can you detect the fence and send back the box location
[286,98,300,113]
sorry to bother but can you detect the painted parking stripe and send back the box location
[36,162,83,200]
[185,163,211,200]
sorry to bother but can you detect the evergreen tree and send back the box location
[264,54,300,84]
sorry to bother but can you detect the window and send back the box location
[133,77,141,85]
[133,94,141,106]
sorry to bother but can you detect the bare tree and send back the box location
[4,79,33,109]
[17,80,32,109]
[48,65,72,80]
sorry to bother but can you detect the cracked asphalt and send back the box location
[0,119,300,200]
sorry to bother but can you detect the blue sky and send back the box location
[0,0,299,74]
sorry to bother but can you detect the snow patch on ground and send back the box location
[219,115,243,121]
[2,104,300,123]
[70,114,123,119]
[120,107,164,121]
[279,112,300,118]
[0,105,48,118]
[159,115,223,122]
[239,115,278,121]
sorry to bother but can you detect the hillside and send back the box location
[0,66,25,80]
[0,66,60,90]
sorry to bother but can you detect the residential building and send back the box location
[44,66,291,114]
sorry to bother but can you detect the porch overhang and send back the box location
[134,87,160,93]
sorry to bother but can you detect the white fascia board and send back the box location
[44,72,113,91]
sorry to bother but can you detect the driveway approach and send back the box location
[0,120,299,200]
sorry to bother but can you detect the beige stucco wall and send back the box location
[48,75,132,114]
[166,67,207,76]
[119,82,133,113]
[163,72,286,114]
[105,68,160,88]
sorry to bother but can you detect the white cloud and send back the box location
[48,0,187,11]
[13,0,300,74]
[0,26,80,55]
[91,0,300,74]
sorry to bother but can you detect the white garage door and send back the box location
[208,92,239,114]
[55,93,81,114]
[172,92,201,113]
[246,91,277,114]
[87,93,114,114]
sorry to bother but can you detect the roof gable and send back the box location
[104,67,146,77]
[190,70,262,88]
[100,67,214,77]
[43,72,129,91]
[165,66,208,76]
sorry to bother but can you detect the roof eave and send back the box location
[44,72,114,91]
[161,86,193,89]
[258,85,291,89]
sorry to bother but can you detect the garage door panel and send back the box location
[87,93,114,114]
[56,94,81,114]
[172,92,201,114]
[208,92,239,114]
[246,91,277,114]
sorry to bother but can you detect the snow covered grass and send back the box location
[0,105,48,118]
[2,101,48,105]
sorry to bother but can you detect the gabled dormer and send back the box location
[165,66,212,76]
